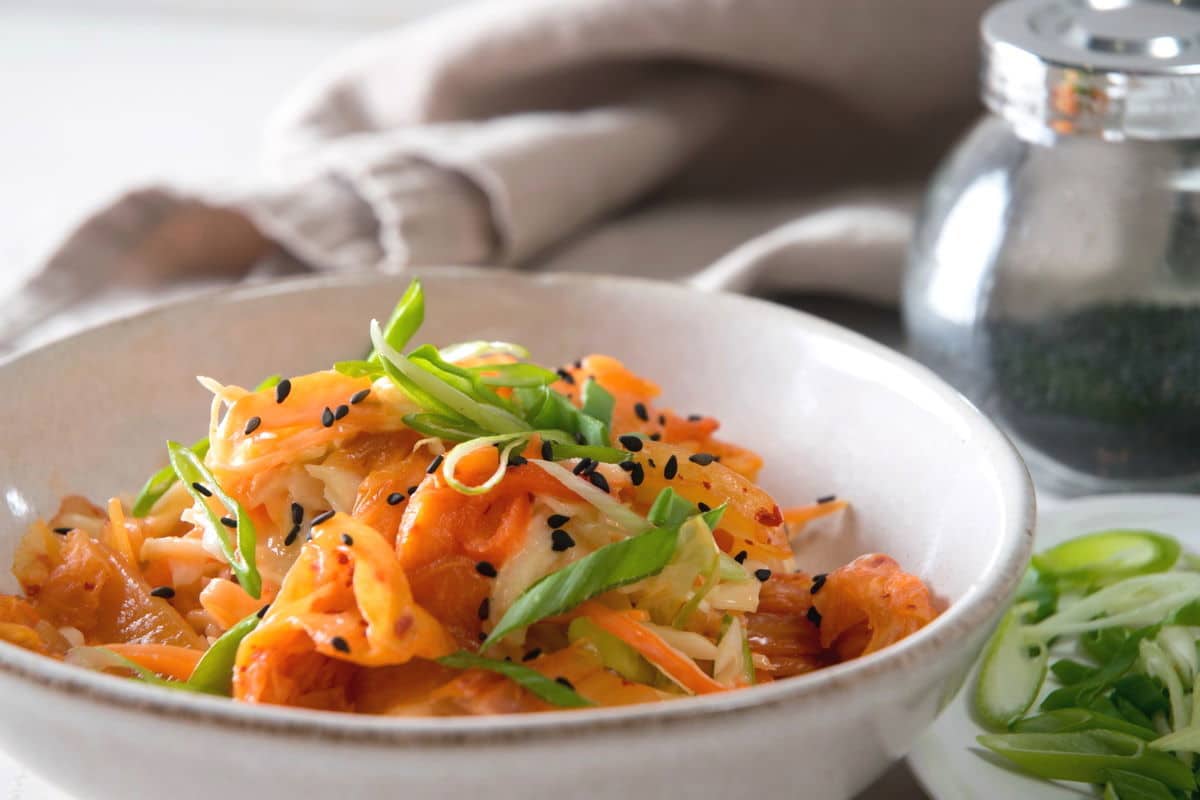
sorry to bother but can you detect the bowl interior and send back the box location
[0,270,1025,659]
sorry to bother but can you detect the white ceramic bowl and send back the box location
[0,270,1033,800]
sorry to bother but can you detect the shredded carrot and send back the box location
[104,497,137,566]
[199,578,263,631]
[579,602,726,695]
[783,499,849,528]
[105,643,204,681]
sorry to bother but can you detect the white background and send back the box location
[0,1,459,301]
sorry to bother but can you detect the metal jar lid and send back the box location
[983,0,1200,141]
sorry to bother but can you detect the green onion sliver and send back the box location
[974,604,1048,730]
[167,441,261,599]
[370,320,529,434]
[1033,530,1181,585]
[187,611,261,695]
[977,730,1196,791]
[437,651,592,708]
[370,278,425,359]
[1030,573,1200,639]
[131,437,209,517]
[442,434,529,496]
[438,340,532,364]
[483,524,678,649]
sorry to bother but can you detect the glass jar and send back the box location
[904,0,1200,496]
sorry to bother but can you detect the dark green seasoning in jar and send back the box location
[987,304,1200,481]
[903,0,1200,494]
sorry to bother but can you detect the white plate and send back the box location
[909,493,1200,800]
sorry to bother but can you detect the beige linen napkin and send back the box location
[0,0,990,355]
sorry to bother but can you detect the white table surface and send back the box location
[0,7,364,299]
[0,9,985,799]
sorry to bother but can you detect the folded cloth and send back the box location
[0,0,991,355]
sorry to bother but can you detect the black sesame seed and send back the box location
[334,404,350,421]
[688,453,716,466]
[349,388,371,405]
[311,510,335,526]
[522,648,542,662]
[387,492,404,506]
[634,402,649,422]
[697,502,711,513]
[275,379,292,404]
[573,359,583,369]
[284,526,300,546]
[649,433,662,442]
[220,516,237,529]
[149,586,175,599]
[556,368,575,385]
[687,414,703,422]
[341,533,354,546]
[192,482,213,497]
[572,458,594,476]
[811,573,828,594]
[52,527,71,535]
[588,471,610,493]
[555,677,575,690]
[734,550,748,564]
[478,631,488,642]
[657,414,666,426]
[630,463,645,486]
[547,514,570,528]
[755,568,772,582]
[331,636,350,653]
[407,485,419,496]
[573,432,586,445]
[256,604,271,618]
[663,455,678,480]
[541,441,554,460]
[476,561,497,578]
[290,502,303,525]
[618,460,636,472]
[618,435,644,452]
[508,454,528,467]
[817,494,837,504]
[551,529,576,552]
[806,606,823,627]
[321,407,335,428]
[244,416,262,435]
[478,598,490,620]
[427,454,444,474]
[648,459,657,468]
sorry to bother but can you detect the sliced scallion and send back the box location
[1033,530,1181,586]
[371,320,529,435]
[974,604,1048,730]
[187,611,261,695]
[437,651,592,708]
[131,437,209,517]
[483,524,678,649]
[369,277,425,359]
[167,441,261,598]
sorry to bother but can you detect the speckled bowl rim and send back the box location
[0,268,1036,746]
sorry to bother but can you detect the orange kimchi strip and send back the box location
[811,553,939,658]
[19,531,204,649]
[234,514,453,707]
